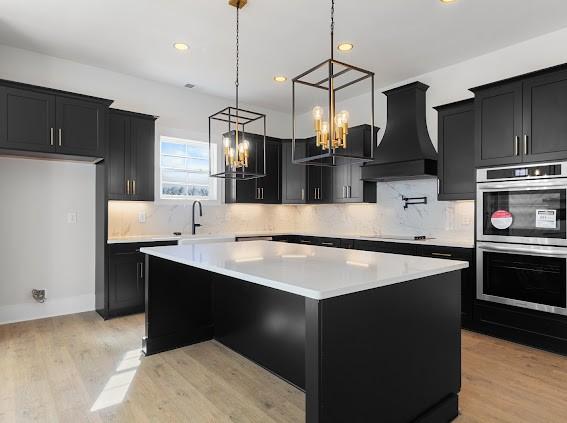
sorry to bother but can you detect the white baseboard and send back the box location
[0,294,95,325]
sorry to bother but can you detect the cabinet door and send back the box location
[348,163,366,202]
[130,116,155,201]
[353,240,419,256]
[523,70,567,162]
[225,132,259,203]
[108,252,145,314]
[108,112,130,200]
[256,140,281,203]
[281,141,306,204]
[56,96,104,157]
[332,162,350,203]
[0,87,55,152]
[437,100,475,201]
[475,82,523,167]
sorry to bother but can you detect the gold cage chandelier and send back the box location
[292,0,375,166]
[209,0,266,180]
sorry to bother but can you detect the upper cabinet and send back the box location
[472,65,567,167]
[0,81,110,158]
[435,99,475,201]
[281,140,307,204]
[108,109,156,201]
[225,134,281,204]
[306,138,333,203]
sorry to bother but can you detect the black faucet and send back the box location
[192,200,203,235]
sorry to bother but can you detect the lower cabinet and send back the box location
[106,241,177,318]
[353,240,420,256]
[417,245,475,327]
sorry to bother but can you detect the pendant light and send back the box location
[292,0,375,166]
[209,0,266,179]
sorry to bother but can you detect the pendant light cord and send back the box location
[235,5,240,112]
[330,0,335,60]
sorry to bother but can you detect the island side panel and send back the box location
[213,273,306,389]
[305,271,461,423]
[144,255,214,356]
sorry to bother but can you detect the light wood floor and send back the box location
[0,312,565,423]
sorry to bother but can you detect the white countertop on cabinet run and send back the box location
[140,241,469,300]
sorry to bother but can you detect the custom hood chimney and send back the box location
[361,82,437,181]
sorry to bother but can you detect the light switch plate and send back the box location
[67,212,77,224]
[138,211,146,223]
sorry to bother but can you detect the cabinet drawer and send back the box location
[109,240,178,255]
[353,240,419,256]
[418,245,472,261]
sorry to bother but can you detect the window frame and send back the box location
[158,136,218,202]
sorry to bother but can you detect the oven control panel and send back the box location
[486,164,562,180]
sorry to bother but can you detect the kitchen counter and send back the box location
[141,241,468,300]
[109,231,474,248]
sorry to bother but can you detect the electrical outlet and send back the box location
[32,289,46,303]
[138,211,146,223]
[67,212,77,224]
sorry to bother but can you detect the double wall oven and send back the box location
[476,162,567,315]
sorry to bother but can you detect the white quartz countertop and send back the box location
[140,241,469,300]
[108,232,474,249]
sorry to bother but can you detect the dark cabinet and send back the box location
[523,69,567,162]
[55,96,105,157]
[473,81,523,167]
[108,109,156,201]
[255,139,281,203]
[109,249,145,315]
[106,240,177,317]
[473,65,567,167]
[417,245,475,327]
[353,240,419,256]
[306,139,333,203]
[0,83,108,158]
[435,99,475,201]
[225,135,281,204]
[281,140,307,204]
[0,87,55,152]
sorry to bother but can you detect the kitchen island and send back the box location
[141,241,468,423]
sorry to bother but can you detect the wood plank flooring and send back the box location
[0,312,565,422]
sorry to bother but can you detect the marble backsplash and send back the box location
[108,179,474,242]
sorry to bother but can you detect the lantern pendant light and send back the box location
[209,0,266,180]
[292,0,375,166]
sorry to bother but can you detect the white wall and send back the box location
[0,157,95,324]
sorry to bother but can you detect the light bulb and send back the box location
[335,114,344,126]
[321,121,329,134]
[238,143,245,153]
[340,110,349,124]
[223,137,231,148]
[312,106,324,120]
[242,140,249,150]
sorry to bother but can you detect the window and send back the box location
[160,136,217,200]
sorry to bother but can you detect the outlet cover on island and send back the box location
[138,211,146,223]
[67,212,77,224]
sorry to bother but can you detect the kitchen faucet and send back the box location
[192,200,202,235]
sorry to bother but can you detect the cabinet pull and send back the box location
[343,186,347,198]
[58,128,62,146]
[140,262,144,279]
[524,135,528,155]
[50,128,54,146]
[347,186,351,198]
[132,180,136,196]
[321,242,334,246]
[261,187,264,200]
[301,188,305,201]
[136,262,140,279]
[431,252,452,258]
[126,179,130,195]
[300,240,312,244]
[514,136,520,156]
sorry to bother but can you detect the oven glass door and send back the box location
[477,243,567,315]
[482,189,566,240]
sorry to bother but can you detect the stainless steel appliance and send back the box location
[476,162,567,315]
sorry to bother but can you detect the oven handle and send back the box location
[477,244,567,257]
[478,179,567,191]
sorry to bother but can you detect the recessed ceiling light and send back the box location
[173,42,189,51]
[440,0,457,3]
[337,42,354,52]
[273,75,287,83]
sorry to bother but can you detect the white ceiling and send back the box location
[1,0,567,112]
